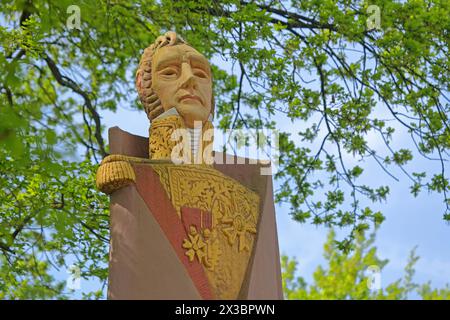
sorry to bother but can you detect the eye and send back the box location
[160,68,178,77]
[193,68,208,78]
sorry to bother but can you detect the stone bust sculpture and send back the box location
[96,32,282,300]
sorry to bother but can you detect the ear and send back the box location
[136,71,142,93]
[210,94,215,120]
[209,71,215,120]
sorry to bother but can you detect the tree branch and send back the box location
[43,55,107,158]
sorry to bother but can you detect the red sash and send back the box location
[133,164,214,299]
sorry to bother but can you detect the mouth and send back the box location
[179,94,202,104]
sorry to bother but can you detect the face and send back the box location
[151,44,212,128]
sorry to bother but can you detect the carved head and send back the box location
[136,31,214,128]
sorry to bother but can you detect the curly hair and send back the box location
[136,31,214,121]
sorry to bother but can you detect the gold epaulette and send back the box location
[95,154,153,194]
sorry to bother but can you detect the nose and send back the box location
[179,62,196,90]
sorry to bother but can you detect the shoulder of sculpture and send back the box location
[95,155,135,194]
[96,153,180,194]
[96,154,154,194]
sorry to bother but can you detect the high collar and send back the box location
[149,113,214,164]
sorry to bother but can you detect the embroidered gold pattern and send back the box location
[183,225,207,263]
[151,163,260,299]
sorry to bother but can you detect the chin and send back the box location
[177,106,210,123]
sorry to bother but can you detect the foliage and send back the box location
[0,153,109,298]
[282,229,450,300]
[0,0,448,298]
